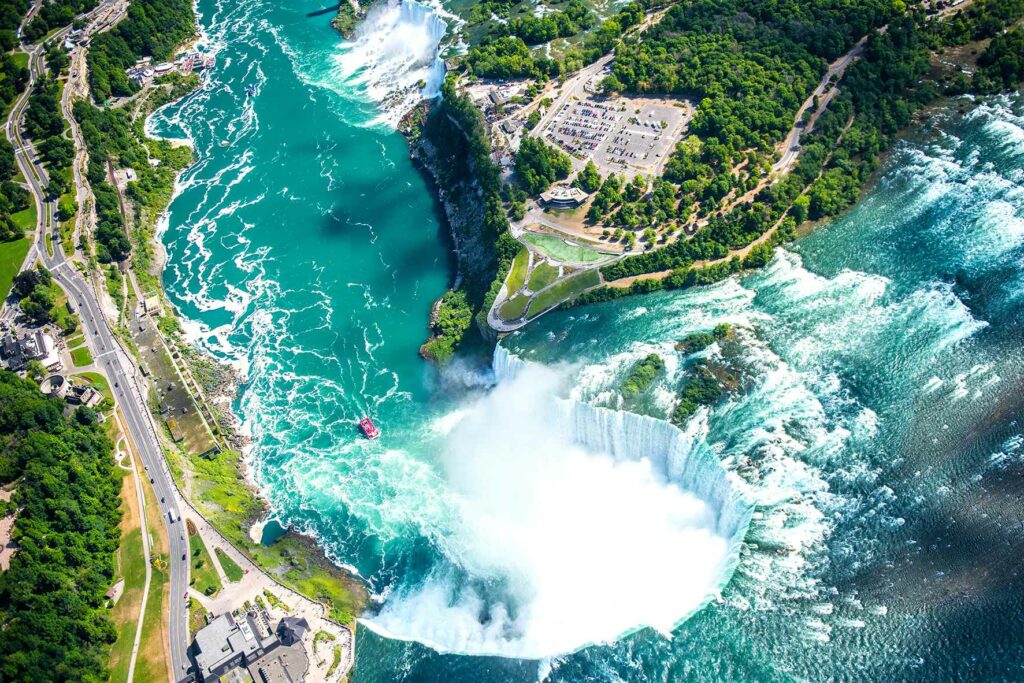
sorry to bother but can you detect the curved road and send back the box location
[6,12,191,681]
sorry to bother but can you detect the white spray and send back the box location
[335,0,448,126]
[363,348,751,659]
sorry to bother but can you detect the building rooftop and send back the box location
[539,185,588,208]
[1,331,61,372]
[191,610,293,682]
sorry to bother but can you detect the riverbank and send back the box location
[133,20,370,642]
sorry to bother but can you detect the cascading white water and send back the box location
[335,0,448,126]
[362,346,752,659]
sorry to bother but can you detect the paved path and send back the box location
[6,8,191,680]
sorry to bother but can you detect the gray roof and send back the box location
[193,613,275,680]
[276,616,309,645]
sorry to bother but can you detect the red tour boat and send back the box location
[359,417,381,440]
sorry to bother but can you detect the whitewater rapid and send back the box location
[364,347,752,658]
[147,0,1024,671]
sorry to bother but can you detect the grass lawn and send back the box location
[527,269,601,318]
[165,444,366,624]
[108,469,148,682]
[71,345,94,367]
[527,261,560,292]
[74,371,112,402]
[499,294,530,321]
[215,547,244,582]
[0,237,31,301]
[66,333,85,348]
[49,284,81,335]
[523,233,615,265]
[12,204,36,232]
[11,52,28,70]
[506,247,529,293]
[189,532,222,597]
[188,598,207,635]
[136,471,171,683]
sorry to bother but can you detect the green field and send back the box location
[215,547,244,582]
[499,293,530,321]
[527,269,601,317]
[527,261,560,291]
[523,233,615,265]
[74,371,112,402]
[506,247,529,293]
[189,532,222,597]
[0,237,31,301]
[135,473,171,683]
[12,204,36,232]
[107,471,148,683]
[71,346,94,367]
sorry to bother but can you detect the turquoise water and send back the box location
[150,0,1024,678]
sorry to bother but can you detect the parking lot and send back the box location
[540,97,691,179]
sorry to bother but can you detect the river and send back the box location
[148,0,1024,679]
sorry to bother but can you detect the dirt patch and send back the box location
[0,514,16,571]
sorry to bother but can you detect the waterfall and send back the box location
[335,0,448,126]
[494,344,751,545]
[364,346,752,658]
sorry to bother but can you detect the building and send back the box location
[141,295,163,317]
[539,185,588,209]
[190,611,309,683]
[192,612,272,681]
[113,167,137,191]
[127,66,154,86]
[41,374,104,408]
[39,374,70,399]
[76,386,103,408]
[1,331,61,372]
[276,617,308,646]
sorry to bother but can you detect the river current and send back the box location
[148,0,1024,679]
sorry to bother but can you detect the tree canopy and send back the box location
[515,136,571,195]
[0,371,121,682]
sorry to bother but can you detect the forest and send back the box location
[0,0,28,51]
[515,136,572,195]
[87,0,195,101]
[25,76,73,199]
[588,0,1024,287]
[21,0,96,44]
[973,26,1024,92]
[464,0,650,80]
[504,0,594,45]
[418,76,517,361]
[0,371,121,682]
[74,84,193,267]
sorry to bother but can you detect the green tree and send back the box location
[25,359,46,381]
[515,136,572,196]
[574,161,602,193]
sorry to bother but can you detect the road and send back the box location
[6,8,192,681]
[773,36,867,174]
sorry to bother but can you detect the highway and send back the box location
[5,7,192,681]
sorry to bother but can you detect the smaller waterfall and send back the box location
[335,0,447,126]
